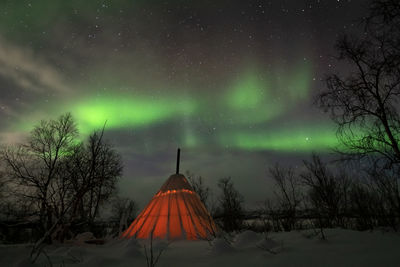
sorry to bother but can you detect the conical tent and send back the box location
[121,150,217,240]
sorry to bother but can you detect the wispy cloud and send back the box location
[0,37,70,93]
[0,131,28,145]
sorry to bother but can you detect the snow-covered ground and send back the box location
[1,229,399,267]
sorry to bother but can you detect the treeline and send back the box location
[186,154,400,236]
[264,155,400,233]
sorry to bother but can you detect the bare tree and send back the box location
[1,113,78,239]
[216,177,244,232]
[55,129,123,238]
[0,113,123,245]
[367,164,400,229]
[0,167,7,212]
[186,170,210,208]
[111,196,137,236]
[349,179,380,230]
[301,154,352,229]
[318,0,400,167]
[318,0,400,230]
[75,131,123,227]
[269,164,303,231]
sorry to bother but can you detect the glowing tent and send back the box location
[121,149,217,240]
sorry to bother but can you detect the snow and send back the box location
[74,232,95,243]
[234,230,262,249]
[1,229,399,267]
[210,237,235,254]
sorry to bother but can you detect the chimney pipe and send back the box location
[176,148,181,174]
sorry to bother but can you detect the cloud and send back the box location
[0,131,28,145]
[0,37,70,93]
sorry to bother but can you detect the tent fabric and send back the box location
[121,174,217,240]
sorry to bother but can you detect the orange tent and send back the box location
[121,149,217,240]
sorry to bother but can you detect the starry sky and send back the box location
[0,0,367,208]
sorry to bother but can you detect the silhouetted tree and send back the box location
[63,130,123,231]
[318,0,400,229]
[349,179,380,230]
[186,170,210,208]
[301,154,352,228]
[318,0,400,166]
[111,196,137,236]
[0,113,123,244]
[0,167,6,211]
[1,113,78,239]
[367,164,400,229]
[269,164,303,231]
[216,177,244,232]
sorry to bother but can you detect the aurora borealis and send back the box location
[0,1,367,207]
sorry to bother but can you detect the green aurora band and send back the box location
[15,93,197,135]
[72,95,197,134]
[219,126,340,152]
[12,64,340,152]
[225,62,312,124]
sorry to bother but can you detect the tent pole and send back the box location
[176,148,180,174]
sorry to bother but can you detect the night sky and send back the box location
[0,0,368,208]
